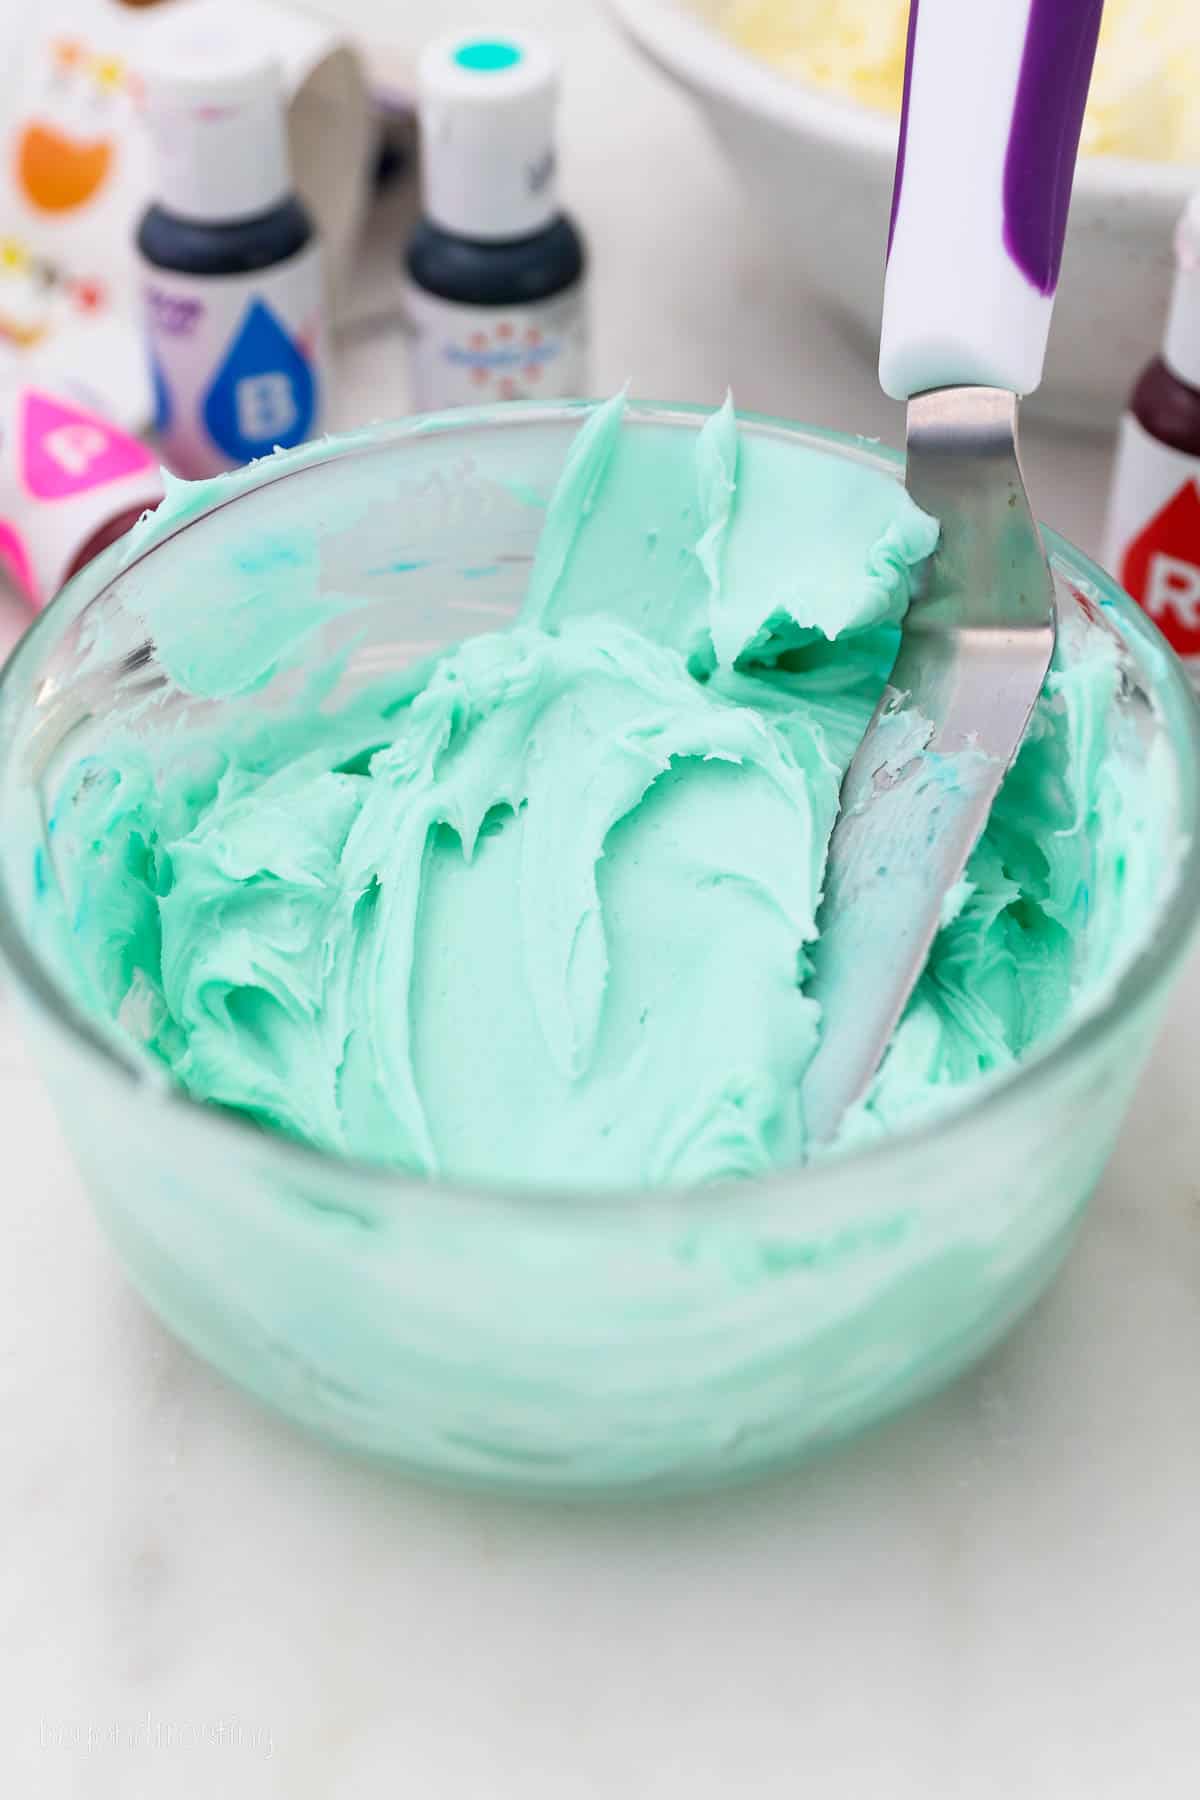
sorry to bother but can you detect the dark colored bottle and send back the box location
[138,200,314,284]
[135,16,328,478]
[404,33,588,409]
[66,503,157,583]
[1103,192,1200,679]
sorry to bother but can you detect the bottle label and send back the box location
[0,386,161,607]
[404,282,588,412]
[1103,413,1200,666]
[141,242,327,478]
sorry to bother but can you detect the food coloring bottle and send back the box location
[404,32,588,411]
[0,385,162,608]
[1103,191,1200,681]
[135,17,328,478]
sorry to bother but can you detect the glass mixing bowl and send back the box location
[1,402,1197,1496]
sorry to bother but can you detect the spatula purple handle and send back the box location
[879,0,1105,401]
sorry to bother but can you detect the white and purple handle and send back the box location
[879,0,1105,401]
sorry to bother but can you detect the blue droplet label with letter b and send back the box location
[151,349,172,435]
[142,242,327,477]
[202,298,317,461]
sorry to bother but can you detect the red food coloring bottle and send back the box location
[1103,192,1200,680]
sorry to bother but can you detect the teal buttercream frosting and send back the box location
[36,396,1170,1187]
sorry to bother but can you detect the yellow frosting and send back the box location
[714,0,1200,163]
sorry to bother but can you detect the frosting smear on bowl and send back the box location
[41,396,1170,1187]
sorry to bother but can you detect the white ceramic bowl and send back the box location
[609,0,1198,430]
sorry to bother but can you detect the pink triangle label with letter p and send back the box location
[20,390,155,502]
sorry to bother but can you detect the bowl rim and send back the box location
[1,395,1199,1216]
[606,0,1200,201]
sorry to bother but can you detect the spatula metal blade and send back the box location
[802,387,1056,1145]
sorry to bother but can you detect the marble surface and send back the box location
[3,3,1200,1794]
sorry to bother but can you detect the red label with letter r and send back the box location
[1120,479,1200,657]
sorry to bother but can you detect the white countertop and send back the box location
[4,4,1200,1795]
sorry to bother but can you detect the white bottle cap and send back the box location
[1164,190,1200,392]
[139,10,291,225]
[417,32,561,241]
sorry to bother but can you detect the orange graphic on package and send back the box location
[15,38,132,214]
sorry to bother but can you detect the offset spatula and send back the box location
[802,0,1105,1144]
